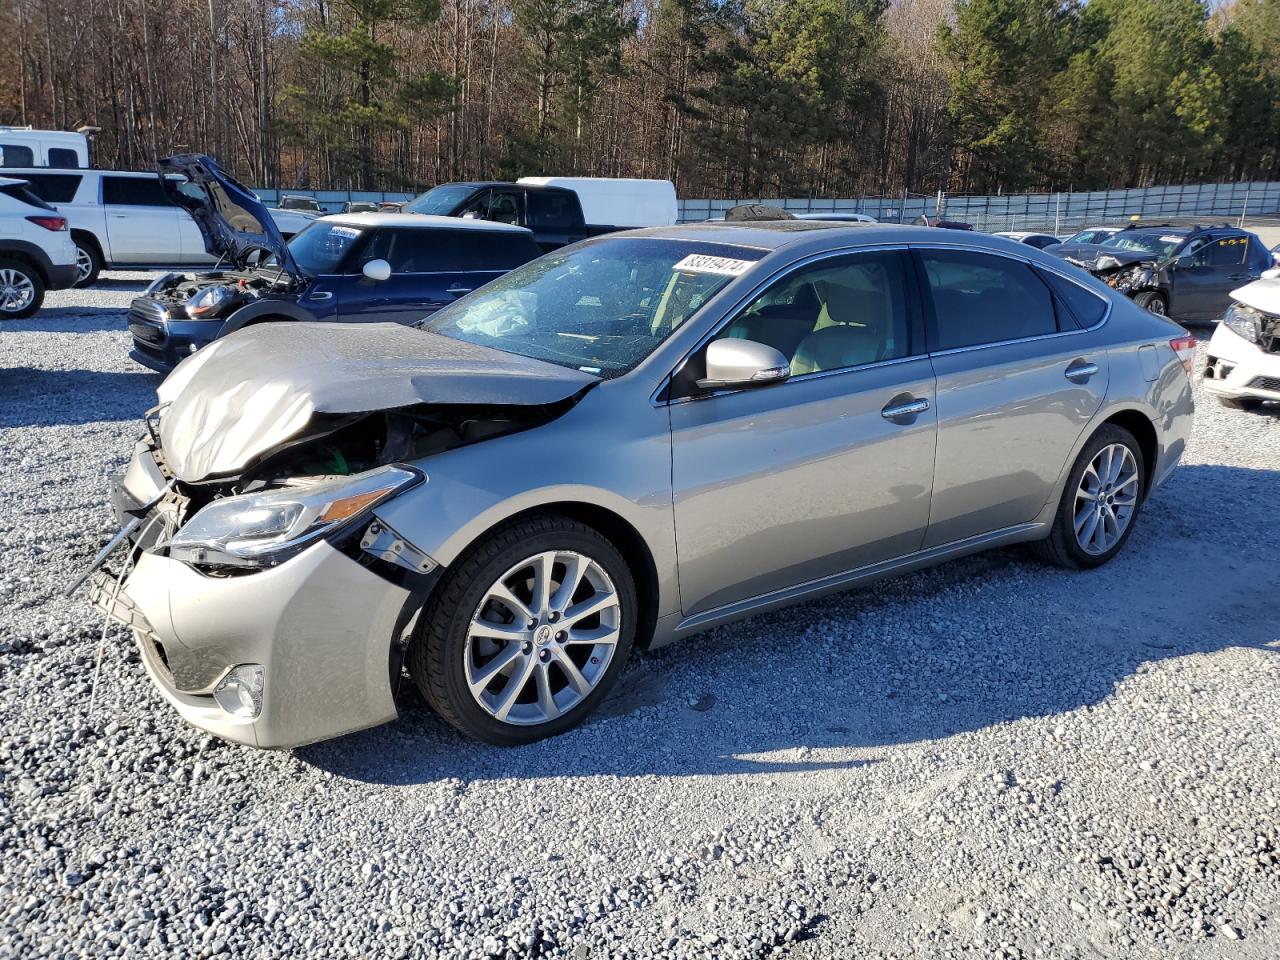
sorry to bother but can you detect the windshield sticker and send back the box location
[1159,236,1183,243]
[673,254,754,276]
[329,226,362,239]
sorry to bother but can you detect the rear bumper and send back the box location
[1202,323,1280,401]
[46,263,79,290]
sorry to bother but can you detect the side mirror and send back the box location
[696,338,790,390]
[362,258,391,282]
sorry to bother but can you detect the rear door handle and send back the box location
[881,397,930,421]
[1065,360,1099,383]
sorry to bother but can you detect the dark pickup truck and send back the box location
[401,178,678,252]
[403,181,595,251]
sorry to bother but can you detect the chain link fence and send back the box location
[677,182,1280,233]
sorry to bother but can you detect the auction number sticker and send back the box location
[330,226,362,239]
[674,254,755,276]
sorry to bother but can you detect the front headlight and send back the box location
[169,465,423,569]
[186,284,233,319]
[1223,302,1264,344]
[1094,255,1121,271]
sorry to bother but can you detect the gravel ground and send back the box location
[2,275,1278,959]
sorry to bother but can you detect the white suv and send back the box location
[0,176,77,318]
[1202,276,1280,410]
[8,168,319,287]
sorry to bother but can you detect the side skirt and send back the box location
[654,521,1048,648]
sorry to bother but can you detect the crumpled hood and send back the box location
[1055,243,1150,272]
[156,322,598,482]
[1229,275,1280,315]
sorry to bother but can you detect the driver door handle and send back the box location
[881,397,930,421]
[1065,360,1099,382]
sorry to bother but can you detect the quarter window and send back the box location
[918,250,1058,350]
[0,144,35,167]
[1038,268,1108,329]
[103,176,170,206]
[715,251,912,375]
[47,147,80,169]
[15,173,82,203]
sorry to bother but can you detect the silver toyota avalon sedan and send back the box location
[87,222,1195,748]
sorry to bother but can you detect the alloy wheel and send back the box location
[0,268,35,313]
[465,550,621,726]
[75,246,94,284]
[1146,298,1166,316]
[1073,443,1139,555]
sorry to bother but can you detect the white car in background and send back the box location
[994,230,1062,250]
[1202,275,1280,410]
[0,176,78,317]
[9,167,320,286]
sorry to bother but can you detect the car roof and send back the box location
[613,220,1048,253]
[319,212,533,233]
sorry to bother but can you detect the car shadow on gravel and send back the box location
[300,463,1279,786]
[3,309,130,334]
[0,367,161,426]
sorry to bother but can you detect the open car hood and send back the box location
[158,154,301,277]
[155,322,598,483]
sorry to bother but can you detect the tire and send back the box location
[72,237,103,288]
[1132,290,1167,316]
[0,258,46,319]
[1032,424,1147,570]
[409,515,638,746]
[1216,395,1263,411]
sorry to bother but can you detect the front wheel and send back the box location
[1132,290,1167,316]
[0,259,45,319]
[409,516,637,745]
[1033,425,1146,569]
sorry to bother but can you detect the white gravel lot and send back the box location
[1,274,1278,959]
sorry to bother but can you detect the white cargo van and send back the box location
[0,127,91,169]
[517,176,678,229]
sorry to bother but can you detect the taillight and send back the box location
[26,215,68,232]
[1170,334,1196,376]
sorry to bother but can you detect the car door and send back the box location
[914,247,1109,548]
[669,249,937,617]
[1168,235,1256,320]
[337,226,474,324]
[102,175,184,264]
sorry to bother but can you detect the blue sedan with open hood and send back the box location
[127,154,540,372]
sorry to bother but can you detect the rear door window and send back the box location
[18,173,82,203]
[526,192,578,230]
[103,176,171,206]
[1204,236,1248,267]
[917,249,1059,350]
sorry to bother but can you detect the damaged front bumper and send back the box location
[1202,320,1280,402]
[88,441,439,748]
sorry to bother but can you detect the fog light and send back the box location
[213,664,265,719]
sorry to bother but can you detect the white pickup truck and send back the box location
[6,167,317,286]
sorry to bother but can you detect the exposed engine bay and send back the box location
[143,267,302,322]
[1066,254,1158,296]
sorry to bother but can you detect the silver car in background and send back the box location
[89,222,1196,748]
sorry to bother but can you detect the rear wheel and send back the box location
[1033,425,1146,569]
[409,516,637,745]
[1132,290,1167,316]
[0,259,45,319]
[73,238,103,288]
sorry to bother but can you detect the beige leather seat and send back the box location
[790,278,893,375]
[722,282,823,360]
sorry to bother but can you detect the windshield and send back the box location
[424,238,767,377]
[1100,232,1185,259]
[285,221,366,275]
[280,196,320,211]
[404,184,476,216]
